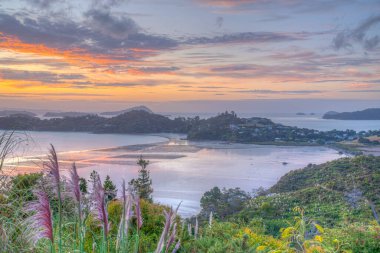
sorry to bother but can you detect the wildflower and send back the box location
[314,235,323,243]
[256,245,266,251]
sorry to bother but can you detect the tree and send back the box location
[200,187,250,219]
[79,177,88,194]
[129,156,153,202]
[104,175,117,201]
[88,170,99,193]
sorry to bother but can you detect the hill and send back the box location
[44,112,94,118]
[0,111,374,144]
[323,108,380,120]
[0,110,36,117]
[100,105,153,116]
[0,111,191,133]
[233,156,380,235]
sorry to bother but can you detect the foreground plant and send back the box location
[68,162,85,252]
[43,144,63,253]
[116,180,133,252]
[93,175,110,253]
[24,190,55,253]
[155,204,181,253]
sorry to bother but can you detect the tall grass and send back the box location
[0,141,182,252]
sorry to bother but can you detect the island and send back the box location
[1,110,379,148]
[323,108,380,120]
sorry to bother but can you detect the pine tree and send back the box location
[129,156,153,202]
[104,175,117,201]
[79,177,88,194]
[88,170,99,193]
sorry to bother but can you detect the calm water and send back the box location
[7,131,345,217]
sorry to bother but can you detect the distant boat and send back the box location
[282,162,288,165]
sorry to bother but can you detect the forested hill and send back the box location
[269,156,380,216]
[0,111,377,144]
[0,110,273,135]
[233,156,380,237]
[0,110,191,133]
[323,108,380,120]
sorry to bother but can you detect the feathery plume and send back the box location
[165,223,177,253]
[116,180,133,250]
[68,162,81,203]
[24,191,54,245]
[93,176,109,237]
[43,144,63,253]
[43,144,60,187]
[155,202,181,253]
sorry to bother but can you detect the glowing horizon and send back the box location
[0,0,379,111]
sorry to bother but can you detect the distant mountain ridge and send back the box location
[0,110,37,117]
[100,106,153,116]
[44,112,94,118]
[323,108,380,120]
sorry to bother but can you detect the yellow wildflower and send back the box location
[256,245,266,251]
[314,235,323,242]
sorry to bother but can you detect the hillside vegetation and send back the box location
[189,156,380,252]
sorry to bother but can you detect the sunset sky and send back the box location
[0,0,380,112]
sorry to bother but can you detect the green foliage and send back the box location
[270,156,380,217]
[324,223,380,252]
[129,157,153,202]
[8,173,42,202]
[79,177,88,194]
[104,175,117,201]
[200,186,250,219]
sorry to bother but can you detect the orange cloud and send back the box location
[0,33,129,66]
[349,83,372,89]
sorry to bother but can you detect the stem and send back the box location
[51,239,55,253]
[57,183,62,253]
[78,201,84,253]
[103,226,108,253]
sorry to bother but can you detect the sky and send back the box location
[0,0,380,113]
